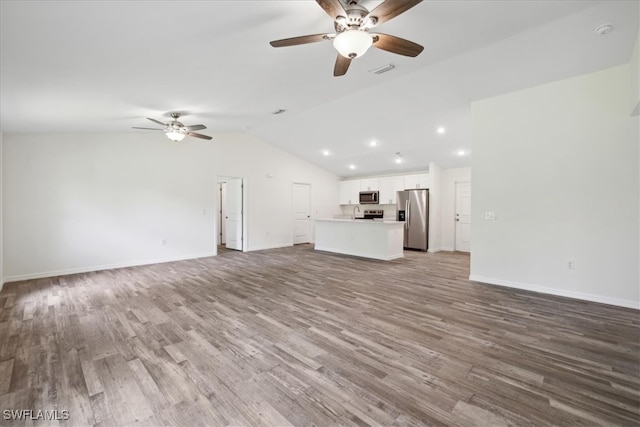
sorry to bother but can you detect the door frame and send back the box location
[454,181,471,252]
[216,175,248,253]
[292,182,312,245]
[218,182,227,245]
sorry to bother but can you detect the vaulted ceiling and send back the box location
[1,1,637,177]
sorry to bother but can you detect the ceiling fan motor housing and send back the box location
[334,2,369,32]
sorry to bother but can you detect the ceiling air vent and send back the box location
[369,64,396,75]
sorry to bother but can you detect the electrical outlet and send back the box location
[567,261,575,270]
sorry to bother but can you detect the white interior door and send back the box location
[218,182,227,245]
[225,178,243,251]
[293,183,311,244]
[455,182,471,252]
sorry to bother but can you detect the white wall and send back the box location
[441,167,472,251]
[2,132,340,282]
[213,133,340,251]
[427,162,442,252]
[471,64,639,309]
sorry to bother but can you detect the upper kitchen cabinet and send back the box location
[378,175,405,204]
[359,178,379,191]
[339,180,360,205]
[404,173,429,189]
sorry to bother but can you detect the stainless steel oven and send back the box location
[359,191,379,204]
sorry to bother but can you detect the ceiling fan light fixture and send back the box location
[166,130,186,142]
[333,29,373,58]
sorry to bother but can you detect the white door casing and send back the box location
[455,182,471,252]
[218,182,227,245]
[293,183,311,244]
[225,178,243,251]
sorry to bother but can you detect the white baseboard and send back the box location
[469,275,640,310]
[428,247,441,253]
[248,242,293,252]
[440,246,455,252]
[2,251,217,286]
[314,245,403,261]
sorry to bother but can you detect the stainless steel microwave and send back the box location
[359,191,379,204]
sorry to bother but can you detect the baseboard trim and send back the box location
[314,245,403,261]
[469,275,640,310]
[428,247,441,253]
[2,252,218,285]
[248,242,293,252]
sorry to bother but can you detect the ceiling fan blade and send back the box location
[147,118,168,127]
[372,33,424,57]
[184,124,206,131]
[364,0,422,28]
[132,127,163,130]
[334,54,351,77]
[316,0,347,20]
[270,33,329,48]
[187,131,212,140]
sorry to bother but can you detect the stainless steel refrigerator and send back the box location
[396,189,429,251]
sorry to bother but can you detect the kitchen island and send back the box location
[314,218,404,260]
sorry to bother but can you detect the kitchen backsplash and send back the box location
[339,204,397,219]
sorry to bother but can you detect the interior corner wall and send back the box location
[2,132,340,282]
[441,167,472,251]
[470,64,639,309]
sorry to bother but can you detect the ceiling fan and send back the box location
[132,113,212,141]
[270,0,424,76]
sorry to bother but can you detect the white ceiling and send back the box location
[1,0,638,178]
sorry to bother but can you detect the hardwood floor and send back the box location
[0,245,638,426]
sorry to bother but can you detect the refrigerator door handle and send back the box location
[406,199,410,227]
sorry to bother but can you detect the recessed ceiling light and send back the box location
[322,150,330,156]
[395,158,403,164]
[369,140,377,147]
[437,126,446,135]
[395,152,404,163]
[349,164,356,170]
[457,149,466,156]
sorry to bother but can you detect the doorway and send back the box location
[455,182,471,252]
[217,176,244,252]
[292,182,311,244]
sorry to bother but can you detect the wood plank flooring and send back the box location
[0,245,638,426]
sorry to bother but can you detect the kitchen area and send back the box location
[314,171,434,260]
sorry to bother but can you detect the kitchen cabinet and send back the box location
[340,172,429,205]
[339,180,360,205]
[404,173,429,189]
[378,175,405,204]
[359,177,379,191]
